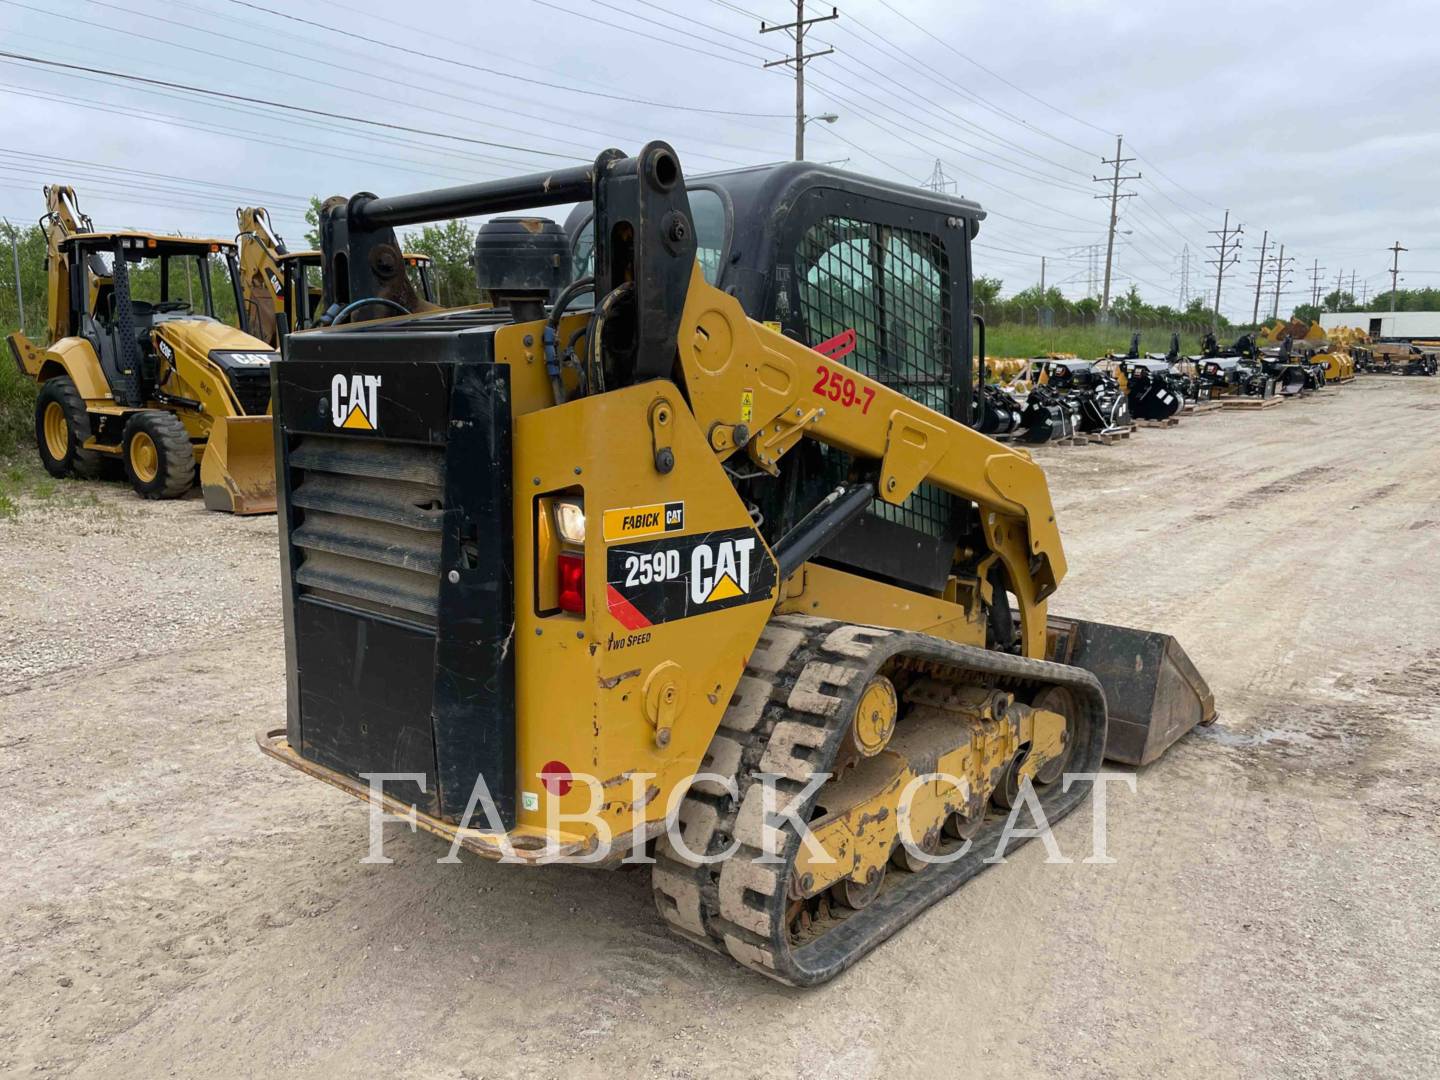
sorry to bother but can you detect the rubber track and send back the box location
[652,614,1108,987]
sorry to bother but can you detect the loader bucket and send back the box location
[1044,615,1216,766]
[200,415,277,514]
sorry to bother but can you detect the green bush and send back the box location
[0,344,36,460]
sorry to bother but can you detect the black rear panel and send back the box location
[273,327,517,827]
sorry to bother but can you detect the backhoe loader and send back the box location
[7,186,277,512]
[236,205,440,346]
[259,146,1214,985]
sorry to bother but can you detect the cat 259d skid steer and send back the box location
[8,186,277,512]
[259,144,1214,985]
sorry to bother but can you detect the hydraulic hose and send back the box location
[587,281,634,397]
[328,297,410,325]
[543,276,594,406]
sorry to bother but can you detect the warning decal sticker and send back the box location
[605,528,777,629]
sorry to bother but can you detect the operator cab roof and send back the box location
[63,231,235,252]
[690,159,986,229]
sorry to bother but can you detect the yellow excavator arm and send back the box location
[236,206,288,348]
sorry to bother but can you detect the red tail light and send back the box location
[557,552,585,613]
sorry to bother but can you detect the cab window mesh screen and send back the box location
[797,217,954,539]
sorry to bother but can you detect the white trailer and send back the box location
[1320,311,1440,340]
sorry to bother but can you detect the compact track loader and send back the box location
[259,146,1214,985]
[7,186,277,512]
[237,206,439,346]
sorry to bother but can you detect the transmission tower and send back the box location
[921,159,956,194]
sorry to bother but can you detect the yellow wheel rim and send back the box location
[850,676,898,757]
[42,401,70,460]
[130,431,159,483]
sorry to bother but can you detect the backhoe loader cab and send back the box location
[9,187,279,512]
[279,250,438,334]
[261,146,1213,985]
[239,206,441,343]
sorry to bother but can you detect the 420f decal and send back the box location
[606,528,776,630]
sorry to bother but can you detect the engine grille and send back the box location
[229,367,273,416]
[288,435,446,626]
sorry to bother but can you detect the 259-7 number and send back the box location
[812,362,876,414]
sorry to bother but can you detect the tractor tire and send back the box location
[122,411,195,500]
[34,377,102,479]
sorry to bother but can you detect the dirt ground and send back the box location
[3,376,1438,1079]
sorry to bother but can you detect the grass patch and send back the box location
[984,322,1171,360]
[0,453,102,520]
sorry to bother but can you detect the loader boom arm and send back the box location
[673,266,1065,657]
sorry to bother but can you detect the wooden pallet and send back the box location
[1046,434,1089,447]
[1183,400,1223,415]
[1085,426,1134,445]
[1222,395,1284,410]
[1135,416,1180,429]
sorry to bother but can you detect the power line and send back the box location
[863,0,1115,144]
[827,12,1094,176]
[0,49,586,160]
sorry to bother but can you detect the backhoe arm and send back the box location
[40,184,93,342]
[236,207,287,347]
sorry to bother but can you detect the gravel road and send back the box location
[2,375,1437,1078]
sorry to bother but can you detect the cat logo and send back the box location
[690,537,755,604]
[330,372,382,431]
[606,528,776,629]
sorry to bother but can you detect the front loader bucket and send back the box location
[1045,615,1216,766]
[200,415,276,515]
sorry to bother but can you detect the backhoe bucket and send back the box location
[1045,615,1216,765]
[200,415,276,514]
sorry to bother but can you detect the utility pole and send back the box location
[1205,209,1243,330]
[1092,135,1140,314]
[1039,255,1046,294]
[1360,281,1369,306]
[1331,269,1345,312]
[1270,243,1293,319]
[761,2,838,162]
[1307,258,1327,310]
[4,219,22,335]
[1179,244,1190,308]
[1348,269,1357,306]
[1250,229,1269,325]
[1387,240,1406,312]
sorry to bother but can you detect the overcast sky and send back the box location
[2,0,1437,318]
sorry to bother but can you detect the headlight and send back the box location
[553,499,586,546]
